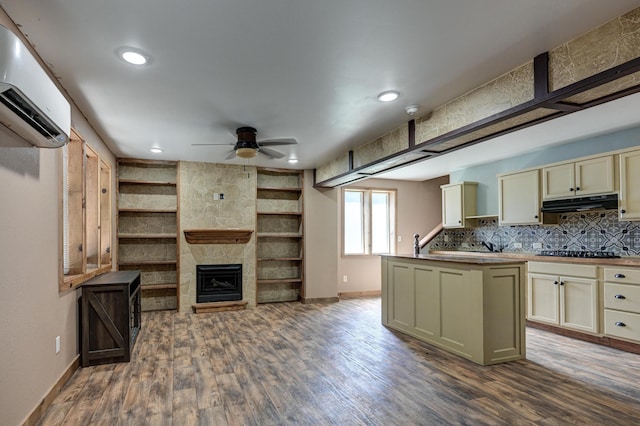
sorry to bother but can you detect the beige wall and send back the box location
[0,11,116,425]
[337,176,448,294]
[303,170,339,300]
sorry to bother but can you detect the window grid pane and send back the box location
[344,191,364,254]
[371,192,390,254]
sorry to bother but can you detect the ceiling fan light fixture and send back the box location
[377,90,400,102]
[150,147,163,153]
[235,147,257,158]
[288,158,299,164]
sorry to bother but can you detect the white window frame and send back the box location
[342,187,396,256]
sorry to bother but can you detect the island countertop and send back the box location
[381,253,526,265]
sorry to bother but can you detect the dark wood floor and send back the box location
[38,297,640,425]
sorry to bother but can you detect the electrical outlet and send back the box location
[444,235,449,242]
[213,193,219,200]
[461,242,470,248]
[343,275,348,283]
[55,336,61,354]
[533,242,542,249]
[514,242,522,249]
[397,235,402,243]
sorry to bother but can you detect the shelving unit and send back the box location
[117,159,179,311]
[256,168,304,303]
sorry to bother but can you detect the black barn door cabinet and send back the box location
[81,271,141,367]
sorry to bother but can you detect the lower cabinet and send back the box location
[81,271,141,367]
[603,267,640,343]
[382,256,525,365]
[527,262,599,334]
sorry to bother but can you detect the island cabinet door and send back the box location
[413,265,439,339]
[387,263,415,333]
[438,268,479,358]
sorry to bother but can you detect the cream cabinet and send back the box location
[498,169,541,225]
[527,262,599,334]
[619,149,640,221]
[441,181,477,228]
[382,255,525,365]
[603,267,640,343]
[542,155,615,200]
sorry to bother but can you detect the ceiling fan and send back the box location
[193,127,297,160]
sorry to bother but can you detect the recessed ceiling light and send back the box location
[377,90,400,102]
[150,147,163,153]
[288,158,299,164]
[117,47,151,65]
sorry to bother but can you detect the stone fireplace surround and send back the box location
[179,162,257,312]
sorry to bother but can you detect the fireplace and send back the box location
[196,264,243,303]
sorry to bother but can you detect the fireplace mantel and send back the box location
[183,229,253,244]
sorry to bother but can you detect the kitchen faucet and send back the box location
[481,241,495,252]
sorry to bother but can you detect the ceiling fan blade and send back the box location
[192,143,233,146]
[224,150,237,160]
[258,138,298,147]
[258,147,286,159]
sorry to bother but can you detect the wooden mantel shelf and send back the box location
[183,229,253,244]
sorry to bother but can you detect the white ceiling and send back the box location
[2,0,640,180]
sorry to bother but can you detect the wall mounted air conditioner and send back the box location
[0,24,70,148]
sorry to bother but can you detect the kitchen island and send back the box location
[381,254,526,365]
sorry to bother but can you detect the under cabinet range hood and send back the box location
[540,193,618,213]
[0,24,70,148]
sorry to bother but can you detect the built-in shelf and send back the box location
[257,278,303,285]
[257,233,303,238]
[119,260,177,266]
[465,214,499,219]
[118,179,177,186]
[183,229,253,244]
[258,257,303,262]
[257,211,302,216]
[118,233,177,239]
[119,208,177,213]
[141,283,177,290]
[258,186,302,192]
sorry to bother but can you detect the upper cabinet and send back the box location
[441,182,477,228]
[619,148,640,221]
[542,155,615,200]
[498,170,541,226]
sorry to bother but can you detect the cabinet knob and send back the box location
[576,187,580,191]
[615,321,627,327]
[560,281,564,286]
[615,274,626,279]
[621,209,626,214]
[554,281,558,285]
[614,294,626,300]
[569,187,573,191]
[534,215,539,219]
[458,220,461,224]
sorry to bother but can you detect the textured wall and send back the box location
[549,7,640,92]
[415,61,534,143]
[315,152,351,183]
[179,162,257,312]
[353,124,409,168]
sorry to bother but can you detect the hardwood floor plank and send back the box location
[36,297,640,425]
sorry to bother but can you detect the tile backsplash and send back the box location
[427,210,640,256]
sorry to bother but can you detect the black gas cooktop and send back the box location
[537,250,620,259]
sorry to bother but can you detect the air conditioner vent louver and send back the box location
[0,88,64,141]
[0,24,70,148]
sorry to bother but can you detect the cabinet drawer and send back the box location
[528,262,597,278]
[604,310,640,342]
[604,283,640,313]
[603,267,640,284]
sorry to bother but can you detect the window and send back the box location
[60,129,112,291]
[343,188,396,255]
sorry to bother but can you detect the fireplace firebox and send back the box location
[196,264,242,303]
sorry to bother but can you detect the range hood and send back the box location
[540,194,618,213]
